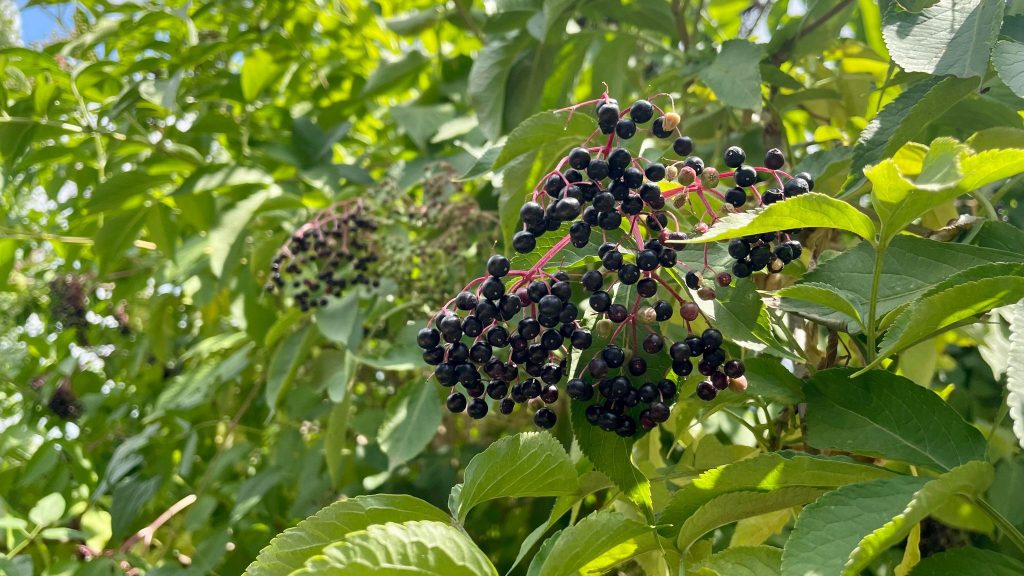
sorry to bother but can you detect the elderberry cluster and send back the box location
[727,232,805,277]
[266,201,380,312]
[417,256,591,429]
[417,90,815,435]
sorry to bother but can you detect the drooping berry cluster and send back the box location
[266,201,380,311]
[727,232,805,277]
[418,91,814,434]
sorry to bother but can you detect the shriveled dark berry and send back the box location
[499,398,515,414]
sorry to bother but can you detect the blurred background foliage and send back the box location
[0,0,1022,574]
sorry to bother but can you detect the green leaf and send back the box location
[805,368,987,471]
[739,357,805,404]
[882,0,1003,78]
[696,275,802,361]
[569,399,654,521]
[93,208,148,272]
[779,235,1024,332]
[699,39,763,110]
[974,220,1024,252]
[776,282,863,329]
[680,193,877,245]
[305,520,497,576]
[536,510,654,576]
[0,238,16,291]
[908,548,1024,575]
[453,431,577,523]
[677,487,826,550]
[378,382,441,473]
[1006,301,1024,450]
[244,494,451,576]
[843,76,977,194]
[264,325,318,417]
[28,492,66,527]
[241,49,282,102]
[846,461,993,573]
[209,188,274,278]
[994,40,1024,99]
[468,37,523,140]
[692,546,782,576]
[493,111,595,170]
[314,290,363,349]
[874,263,1024,364]
[781,476,929,576]
[362,50,428,97]
[957,148,1024,193]
[660,453,892,536]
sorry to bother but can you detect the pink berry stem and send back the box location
[693,188,718,222]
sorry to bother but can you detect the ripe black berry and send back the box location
[623,166,644,188]
[653,300,673,321]
[724,359,745,378]
[486,325,509,347]
[643,333,664,353]
[456,291,479,311]
[673,136,693,156]
[616,417,637,438]
[732,260,752,278]
[764,148,785,169]
[582,270,603,292]
[467,398,488,419]
[637,277,658,298]
[795,171,815,190]
[571,329,592,350]
[728,240,749,259]
[628,357,647,376]
[602,250,624,271]
[608,147,632,173]
[589,291,611,312]
[512,231,536,253]
[762,188,785,205]
[608,304,629,323]
[447,392,467,413]
[481,276,504,300]
[487,255,510,277]
[618,264,641,285]
[684,156,704,175]
[651,116,673,138]
[588,159,610,181]
[568,147,591,170]
[499,398,515,414]
[645,163,666,182]
[534,407,557,428]
[417,328,440,349]
[685,271,701,290]
[696,381,717,401]
[615,118,637,139]
[629,99,654,123]
[723,146,745,168]
[734,165,757,187]
[725,186,747,208]
[784,177,810,197]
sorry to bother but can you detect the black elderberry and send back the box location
[456,291,478,311]
[672,359,693,376]
[571,329,593,350]
[569,147,591,170]
[559,302,579,323]
[587,158,610,180]
[704,347,725,367]
[467,398,488,419]
[481,276,505,300]
[684,271,701,290]
[696,381,717,401]
[534,407,557,429]
[609,180,630,200]
[657,379,676,399]
[550,280,572,302]
[724,146,746,168]
[629,99,654,123]
[465,380,485,398]
[648,402,670,422]
[486,380,508,401]
[582,270,604,292]
[608,148,632,174]
[598,210,622,231]
[602,250,624,271]
[637,278,658,298]
[499,398,515,414]
[795,171,815,190]
[669,341,691,361]
[734,165,758,187]
[642,333,664,354]
[725,187,747,208]
[716,272,732,287]
[598,411,620,431]
[653,300,673,321]
[659,249,677,268]
[651,116,673,138]
[782,177,809,198]
[456,363,479,385]
[629,357,647,376]
[623,166,644,189]
[701,328,723,349]
[608,304,629,323]
[616,417,637,438]
[749,245,771,270]
[589,291,612,312]
[593,191,615,211]
[486,325,510,348]
[756,188,780,205]
[621,194,644,215]
[698,358,716,376]
[423,347,445,365]
[645,162,666,182]
[615,118,637,139]
[601,345,624,368]
[764,148,785,170]
[724,359,745,378]
[728,240,750,259]
[634,250,657,271]
[786,240,803,259]
[673,136,693,156]
[618,264,641,285]
[582,206,599,226]
[512,231,536,253]
[417,328,440,349]
[774,243,794,264]
[684,335,705,357]
[684,156,704,175]
[539,329,562,351]
[470,342,493,364]
[447,392,467,413]
[487,255,511,278]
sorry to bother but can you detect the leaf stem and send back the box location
[977,498,1024,554]
[864,240,887,364]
